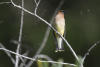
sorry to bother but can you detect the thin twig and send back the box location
[0,48,35,61]
[15,0,24,67]
[34,0,38,5]
[0,43,15,64]
[39,60,76,66]
[19,52,29,67]
[37,54,58,67]
[34,0,41,14]
[10,40,28,66]
[26,0,65,67]
[37,54,53,61]
[82,41,100,63]
[0,47,76,66]
[0,43,27,66]
[10,0,79,62]
[0,2,11,5]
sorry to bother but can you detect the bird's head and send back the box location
[59,10,64,14]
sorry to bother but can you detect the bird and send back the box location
[53,10,65,52]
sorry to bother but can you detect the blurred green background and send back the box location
[0,0,100,67]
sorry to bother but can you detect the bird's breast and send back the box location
[55,19,65,35]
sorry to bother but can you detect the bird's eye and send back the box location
[60,10,64,13]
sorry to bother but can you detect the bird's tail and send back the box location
[55,37,64,52]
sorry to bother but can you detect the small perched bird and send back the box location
[53,10,65,52]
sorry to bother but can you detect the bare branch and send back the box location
[37,54,53,61]
[11,0,35,15]
[0,47,76,66]
[82,41,100,63]
[0,48,35,61]
[0,43,27,66]
[34,0,38,5]
[10,0,79,62]
[15,0,24,67]
[39,60,76,66]
[0,2,11,5]
[19,52,29,67]
[1,1,100,67]
[0,43,15,64]
[26,0,65,67]
[34,0,41,14]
